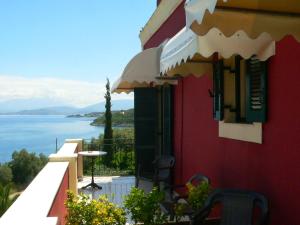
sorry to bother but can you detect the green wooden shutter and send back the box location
[213,60,224,120]
[134,88,158,179]
[246,57,267,122]
[162,86,172,156]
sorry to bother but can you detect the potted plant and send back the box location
[124,187,168,225]
[174,180,212,222]
[65,191,126,225]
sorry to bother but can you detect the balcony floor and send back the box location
[78,176,154,202]
[78,176,135,207]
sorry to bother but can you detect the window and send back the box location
[213,56,267,124]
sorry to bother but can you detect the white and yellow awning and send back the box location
[114,0,300,90]
[185,0,300,41]
[159,0,300,76]
[112,46,177,93]
[160,27,274,75]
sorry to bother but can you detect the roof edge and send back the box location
[139,0,183,47]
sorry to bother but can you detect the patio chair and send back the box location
[191,189,269,225]
[153,155,175,188]
[160,173,210,221]
[136,155,175,192]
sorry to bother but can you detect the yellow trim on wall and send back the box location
[219,121,262,144]
[139,0,183,47]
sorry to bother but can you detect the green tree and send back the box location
[9,149,48,187]
[0,184,17,216]
[103,78,113,167]
[0,165,13,186]
[112,128,134,171]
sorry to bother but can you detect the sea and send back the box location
[0,115,104,163]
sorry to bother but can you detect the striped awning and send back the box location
[160,0,300,76]
[185,0,300,41]
[112,46,176,94]
[160,27,274,75]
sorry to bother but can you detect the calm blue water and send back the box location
[0,115,104,163]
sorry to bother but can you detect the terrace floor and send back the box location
[78,176,153,204]
[78,176,136,206]
[78,176,154,224]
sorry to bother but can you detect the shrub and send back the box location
[0,184,18,216]
[65,191,126,225]
[0,165,13,186]
[186,180,211,210]
[9,149,48,186]
[174,180,212,221]
[124,187,167,225]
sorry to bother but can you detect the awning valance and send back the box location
[112,47,176,94]
[185,0,300,42]
[185,0,219,28]
[160,27,274,74]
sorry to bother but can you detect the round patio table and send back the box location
[78,151,107,189]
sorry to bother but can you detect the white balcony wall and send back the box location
[0,162,69,225]
[0,139,84,225]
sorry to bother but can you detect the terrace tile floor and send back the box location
[78,176,135,206]
[78,176,142,224]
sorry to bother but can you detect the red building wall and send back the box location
[144,4,300,225]
[144,2,185,50]
[173,36,300,225]
[48,168,69,225]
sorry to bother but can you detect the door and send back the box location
[134,88,158,179]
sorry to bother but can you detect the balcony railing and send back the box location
[82,138,135,176]
[0,139,83,225]
[0,138,137,225]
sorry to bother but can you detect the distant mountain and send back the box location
[14,106,78,115]
[77,99,134,114]
[0,98,68,113]
[0,99,134,115]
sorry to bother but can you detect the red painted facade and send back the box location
[144,2,185,50]
[48,168,69,225]
[144,3,300,225]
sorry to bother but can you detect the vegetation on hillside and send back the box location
[0,184,18,216]
[0,149,47,189]
[84,128,134,176]
[66,112,103,118]
[0,165,13,186]
[9,149,48,187]
[91,108,134,127]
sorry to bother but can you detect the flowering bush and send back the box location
[124,187,167,225]
[186,180,211,211]
[65,191,126,225]
[174,181,211,221]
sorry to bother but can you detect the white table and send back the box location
[78,151,107,189]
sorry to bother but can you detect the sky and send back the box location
[0,0,156,108]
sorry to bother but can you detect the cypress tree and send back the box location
[103,78,113,166]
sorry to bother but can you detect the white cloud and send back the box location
[0,75,133,107]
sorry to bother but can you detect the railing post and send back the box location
[65,139,84,181]
[49,153,78,194]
